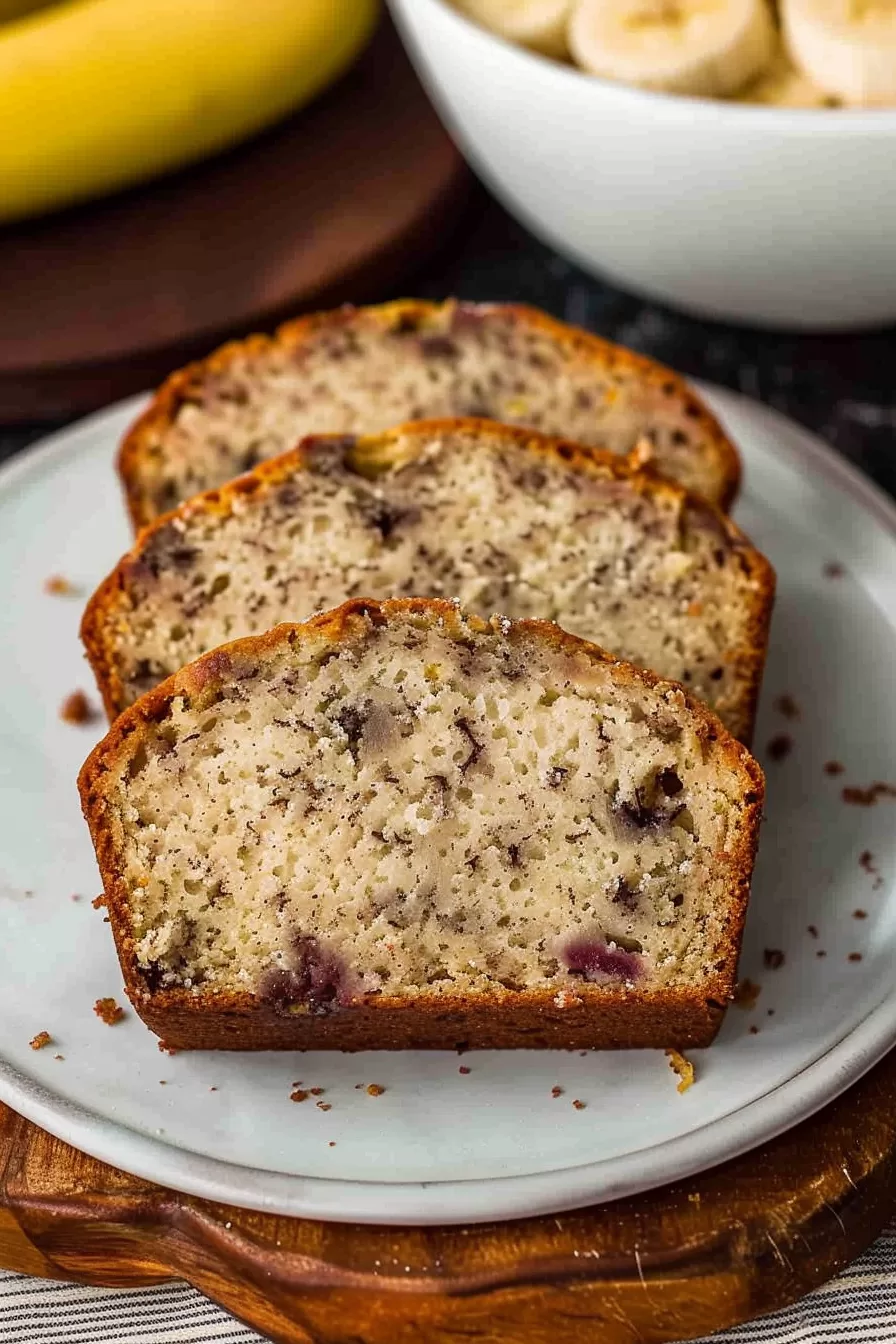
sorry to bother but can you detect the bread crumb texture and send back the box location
[733,977,761,1009]
[126,300,735,522]
[95,422,770,739]
[82,603,761,1010]
[94,997,125,1025]
[44,574,77,596]
[60,690,96,725]
[29,1031,52,1050]
[666,1047,695,1093]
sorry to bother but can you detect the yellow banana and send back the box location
[0,0,59,20]
[0,0,379,223]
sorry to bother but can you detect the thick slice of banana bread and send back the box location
[118,299,741,528]
[85,420,773,740]
[78,599,764,1052]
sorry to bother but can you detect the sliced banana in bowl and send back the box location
[567,0,776,98]
[738,43,838,102]
[453,0,573,56]
[782,0,896,106]
[444,0,896,106]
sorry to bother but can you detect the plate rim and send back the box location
[1,384,895,1226]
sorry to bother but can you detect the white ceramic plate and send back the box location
[0,386,894,1226]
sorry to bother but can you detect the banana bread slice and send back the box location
[78,599,763,1052]
[85,419,773,740]
[118,299,741,528]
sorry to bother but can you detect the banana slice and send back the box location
[782,0,896,106]
[568,0,777,97]
[453,0,573,58]
[739,44,839,102]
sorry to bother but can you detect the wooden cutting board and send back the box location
[2,1049,895,1344]
[0,19,468,421]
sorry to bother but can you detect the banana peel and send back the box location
[0,0,379,223]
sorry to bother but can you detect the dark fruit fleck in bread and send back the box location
[118,299,741,528]
[77,599,765,1052]
[86,419,773,740]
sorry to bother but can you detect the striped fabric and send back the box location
[2,1227,896,1343]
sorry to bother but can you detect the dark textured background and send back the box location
[2,193,894,501]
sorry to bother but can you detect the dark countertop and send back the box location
[2,195,894,500]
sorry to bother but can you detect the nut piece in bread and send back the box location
[118,299,741,527]
[86,419,773,739]
[78,599,764,1052]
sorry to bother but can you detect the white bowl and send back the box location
[387,0,896,330]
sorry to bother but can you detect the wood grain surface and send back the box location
[1,1048,895,1343]
[0,19,468,421]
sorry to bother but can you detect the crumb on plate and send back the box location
[666,1049,695,1093]
[858,853,883,888]
[733,978,761,1009]
[842,782,896,807]
[290,1089,308,1103]
[60,690,98,725]
[766,734,793,763]
[94,997,125,1025]
[29,1031,52,1051]
[763,948,785,970]
[824,760,844,776]
[774,694,800,720]
[366,1083,385,1097]
[551,1085,564,1098]
[572,1098,586,1110]
[44,575,77,596]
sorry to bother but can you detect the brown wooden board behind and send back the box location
[0,20,468,421]
[1,1049,896,1343]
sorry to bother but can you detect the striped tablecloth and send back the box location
[2,1225,895,1343]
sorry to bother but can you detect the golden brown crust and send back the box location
[117,299,742,530]
[88,418,774,736]
[78,597,764,1053]
[121,988,727,1052]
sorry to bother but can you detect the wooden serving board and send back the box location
[0,19,468,422]
[2,1050,896,1344]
